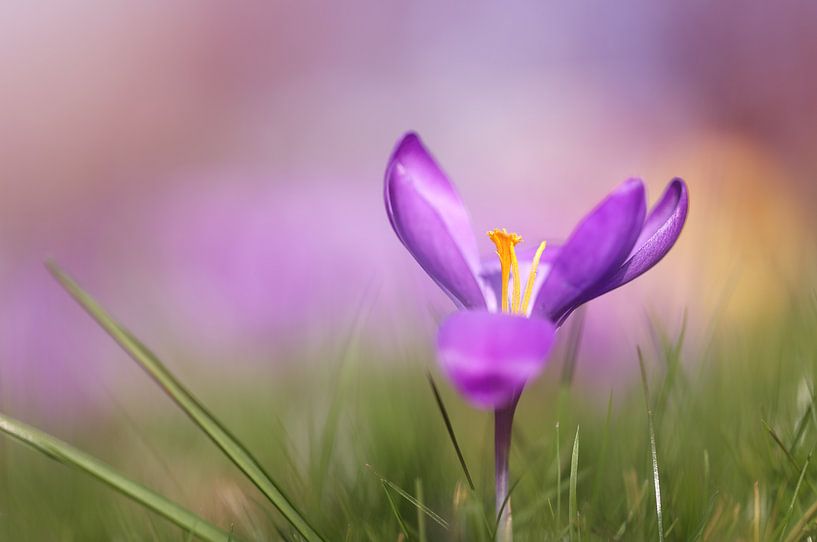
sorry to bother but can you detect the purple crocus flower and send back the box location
[384,132,688,539]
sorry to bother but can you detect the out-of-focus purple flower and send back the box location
[385,132,688,409]
[150,176,398,357]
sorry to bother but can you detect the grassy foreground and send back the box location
[0,271,816,540]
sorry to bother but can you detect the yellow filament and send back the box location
[487,228,522,313]
[510,243,521,314]
[521,241,547,315]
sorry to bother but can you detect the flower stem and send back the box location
[495,402,517,542]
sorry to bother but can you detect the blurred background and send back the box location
[0,0,815,423]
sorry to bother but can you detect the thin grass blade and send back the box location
[762,419,817,497]
[763,419,801,471]
[384,479,449,529]
[783,495,817,542]
[753,482,760,542]
[639,349,665,542]
[556,420,562,532]
[415,479,427,542]
[367,466,449,529]
[778,449,812,540]
[493,475,524,538]
[427,373,475,491]
[47,263,324,542]
[0,412,231,542]
[788,405,811,456]
[382,481,412,540]
[569,425,580,542]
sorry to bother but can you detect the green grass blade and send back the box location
[47,262,324,542]
[556,420,562,532]
[639,349,665,542]
[367,466,449,530]
[753,481,760,542]
[426,373,475,491]
[415,479,427,542]
[762,419,801,471]
[0,412,231,542]
[494,475,524,538]
[383,478,449,529]
[762,419,817,497]
[783,496,817,542]
[382,481,412,540]
[569,425,580,542]
[779,449,812,541]
[787,405,811,455]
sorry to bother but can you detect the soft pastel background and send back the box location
[4,1,814,421]
[1,3,816,539]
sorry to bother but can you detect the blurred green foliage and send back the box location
[1,282,817,541]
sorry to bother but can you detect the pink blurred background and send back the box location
[1,1,815,419]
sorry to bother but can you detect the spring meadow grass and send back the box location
[0,265,816,540]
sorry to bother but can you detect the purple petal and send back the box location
[385,133,486,309]
[588,178,688,298]
[531,178,647,322]
[437,311,557,409]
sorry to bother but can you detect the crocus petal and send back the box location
[385,133,486,309]
[437,310,557,409]
[587,178,688,298]
[531,178,647,323]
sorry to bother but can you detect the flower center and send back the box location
[487,228,547,315]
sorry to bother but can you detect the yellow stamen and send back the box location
[510,243,522,313]
[487,228,522,314]
[521,241,547,315]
